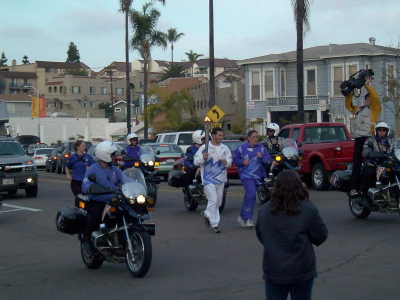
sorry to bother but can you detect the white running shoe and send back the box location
[246,220,254,228]
[237,216,246,228]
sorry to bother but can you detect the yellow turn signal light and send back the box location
[134,162,140,167]
[275,156,282,162]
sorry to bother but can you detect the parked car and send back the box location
[56,141,93,174]
[27,143,48,156]
[87,143,125,169]
[222,140,243,179]
[32,148,54,168]
[154,131,195,152]
[146,143,184,180]
[45,147,60,173]
[0,137,38,197]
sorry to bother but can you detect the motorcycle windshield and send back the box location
[392,138,400,161]
[139,146,156,164]
[123,168,147,194]
[281,138,298,159]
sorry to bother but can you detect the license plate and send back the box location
[3,178,14,185]
[166,159,175,163]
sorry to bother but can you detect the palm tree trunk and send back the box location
[296,2,305,123]
[171,44,174,63]
[144,59,149,138]
[125,7,132,134]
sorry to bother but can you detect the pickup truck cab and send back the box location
[279,122,354,190]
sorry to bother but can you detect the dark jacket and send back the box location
[255,200,328,284]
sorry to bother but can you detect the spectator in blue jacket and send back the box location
[82,141,131,255]
[123,133,141,169]
[233,130,271,228]
[65,140,94,196]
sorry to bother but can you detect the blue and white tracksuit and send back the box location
[233,142,271,222]
[194,142,232,228]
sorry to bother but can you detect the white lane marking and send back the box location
[1,204,43,212]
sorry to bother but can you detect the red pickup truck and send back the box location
[278,122,354,191]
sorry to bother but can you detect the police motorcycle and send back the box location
[123,146,161,207]
[168,156,228,213]
[257,138,303,204]
[331,139,400,219]
[55,167,155,278]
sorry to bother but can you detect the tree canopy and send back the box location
[66,42,81,63]
[22,55,29,64]
[0,52,8,66]
[157,62,186,82]
[167,28,184,63]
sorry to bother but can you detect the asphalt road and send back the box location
[1,170,400,300]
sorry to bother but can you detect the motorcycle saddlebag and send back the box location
[55,207,85,235]
[330,170,351,192]
[168,169,186,188]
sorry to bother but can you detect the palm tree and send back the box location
[157,62,186,82]
[167,28,184,63]
[147,87,200,132]
[130,2,167,138]
[291,0,312,123]
[119,0,133,133]
[185,50,204,77]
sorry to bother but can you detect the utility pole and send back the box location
[107,67,114,121]
[209,0,215,108]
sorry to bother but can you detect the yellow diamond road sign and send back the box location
[206,105,225,123]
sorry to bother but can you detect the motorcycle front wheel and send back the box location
[349,196,371,219]
[257,184,270,204]
[126,230,152,278]
[80,241,104,269]
[183,188,198,211]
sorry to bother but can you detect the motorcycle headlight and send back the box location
[111,196,120,206]
[291,155,298,161]
[128,197,135,204]
[137,194,146,204]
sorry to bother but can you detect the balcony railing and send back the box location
[265,95,330,107]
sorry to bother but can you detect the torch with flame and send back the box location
[204,116,211,153]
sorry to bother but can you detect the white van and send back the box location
[154,131,194,152]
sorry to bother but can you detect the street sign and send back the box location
[211,123,222,130]
[206,105,225,123]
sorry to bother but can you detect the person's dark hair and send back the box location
[73,140,85,152]
[211,127,223,135]
[365,93,370,100]
[270,170,309,215]
[247,130,258,137]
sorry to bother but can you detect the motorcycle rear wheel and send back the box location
[184,188,198,211]
[349,196,371,219]
[80,242,104,269]
[257,184,270,204]
[126,231,152,278]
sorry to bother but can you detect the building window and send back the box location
[115,108,121,112]
[72,86,81,94]
[306,69,316,95]
[140,81,144,88]
[348,65,358,78]
[101,87,107,95]
[90,102,94,108]
[22,79,28,86]
[333,66,343,96]
[48,87,52,93]
[54,87,58,93]
[116,88,124,95]
[60,86,63,93]
[83,101,87,108]
[45,68,51,73]
[264,70,273,97]
[251,71,260,100]
[90,87,96,94]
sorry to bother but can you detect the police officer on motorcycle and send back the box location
[184,130,205,181]
[361,121,391,207]
[261,123,284,176]
[123,133,141,170]
[82,141,131,255]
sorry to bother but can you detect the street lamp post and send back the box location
[26,86,41,139]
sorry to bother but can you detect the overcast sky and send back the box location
[2,0,400,70]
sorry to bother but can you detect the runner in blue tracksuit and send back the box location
[233,130,271,228]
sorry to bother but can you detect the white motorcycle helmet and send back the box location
[126,133,138,143]
[192,130,205,144]
[266,123,280,137]
[375,121,390,137]
[95,141,118,163]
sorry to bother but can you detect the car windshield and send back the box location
[223,141,242,151]
[35,148,53,155]
[149,144,183,154]
[0,141,25,155]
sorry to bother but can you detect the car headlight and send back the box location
[148,161,154,166]
[137,194,146,204]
